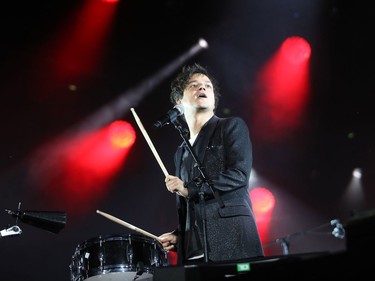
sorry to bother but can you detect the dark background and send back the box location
[0,1,374,280]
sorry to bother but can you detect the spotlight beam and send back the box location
[71,38,209,135]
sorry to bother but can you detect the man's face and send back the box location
[178,73,215,113]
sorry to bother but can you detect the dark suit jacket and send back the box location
[173,115,264,264]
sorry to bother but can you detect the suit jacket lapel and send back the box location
[175,115,220,178]
[194,115,220,165]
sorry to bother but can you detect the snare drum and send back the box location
[70,233,169,281]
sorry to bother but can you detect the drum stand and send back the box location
[172,119,224,263]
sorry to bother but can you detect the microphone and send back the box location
[153,105,184,129]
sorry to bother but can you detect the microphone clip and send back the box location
[153,105,184,129]
[0,225,22,238]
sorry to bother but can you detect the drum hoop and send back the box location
[75,233,161,250]
[89,264,154,275]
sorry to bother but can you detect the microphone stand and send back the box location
[171,119,224,263]
[265,219,346,255]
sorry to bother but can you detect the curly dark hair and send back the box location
[170,63,220,110]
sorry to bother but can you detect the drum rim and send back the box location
[72,266,155,281]
[82,233,157,244]
[88,264,155,275]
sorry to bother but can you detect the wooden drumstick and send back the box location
[96,210,161,242]
[130,108,168,177]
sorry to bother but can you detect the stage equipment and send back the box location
[4,202,67,234]
[265,218,346,255]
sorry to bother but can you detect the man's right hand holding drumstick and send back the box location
[165,175,188,198]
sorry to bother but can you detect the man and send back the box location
[158,63,264,264]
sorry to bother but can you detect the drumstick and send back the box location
[130,108,168,176]
[96,209,161,242]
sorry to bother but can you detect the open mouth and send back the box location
[197,93,207,98]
